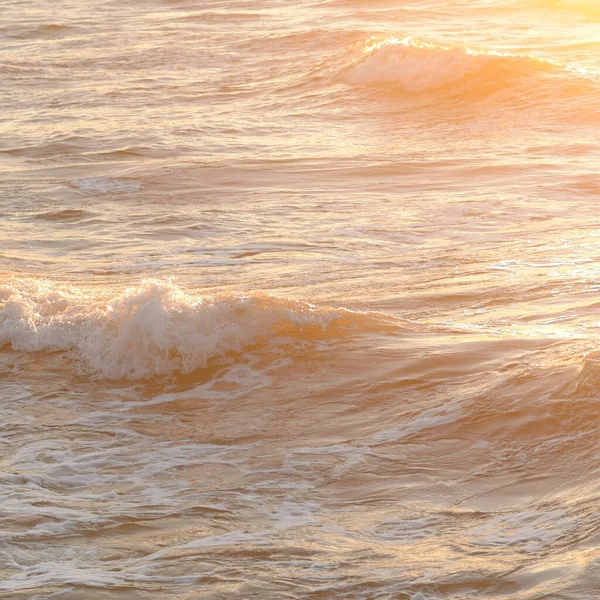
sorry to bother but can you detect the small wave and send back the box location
[348,36,589,93]
[0,280,377,380]
[34,209,90,221]
[1,23,73,40]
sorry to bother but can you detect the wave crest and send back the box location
[348,37,560,93]
[0,280,369,380]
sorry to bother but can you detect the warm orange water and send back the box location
[3,1,600,598]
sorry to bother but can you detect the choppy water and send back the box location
[3,0,600,598]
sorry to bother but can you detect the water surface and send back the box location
[3,0,600,598]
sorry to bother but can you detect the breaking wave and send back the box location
[0,279,379,380]
[348,36,594,93]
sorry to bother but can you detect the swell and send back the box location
[346,36,599,98]
[0,279,386,380]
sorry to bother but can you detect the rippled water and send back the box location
[3,0,600,598]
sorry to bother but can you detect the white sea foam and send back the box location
[138,364,273,406]
[72,177,141,194]
[2,433,247,542]
[260,500,320,530]
[0,279,359,379]
[372,400,463,444]
[468,509,577,552]
[372,517,439,543]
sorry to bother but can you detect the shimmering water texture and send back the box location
[3,0,600,598]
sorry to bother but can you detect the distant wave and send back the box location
[33,209,91,221]
[525,0,600,17]
[348,36,594,93]
[0,279,380,380]
[0,22,73,40]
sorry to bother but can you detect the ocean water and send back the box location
[2,0,600,598]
